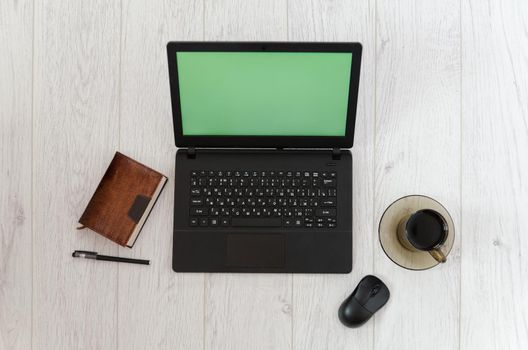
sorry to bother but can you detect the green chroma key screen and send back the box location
[176,52,352,136]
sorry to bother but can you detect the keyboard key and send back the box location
[316,209,336,217]
[199,218,208,226]
[220,217,230,226]
[190,188,201,196]
[322,198,336,207]
[190,198,203,206]
[322,179,336,187]
[232,218,282,227]
[189,217,198,226]
[191,207,207,216]
[283,218,294,226]
[210,218,219,226]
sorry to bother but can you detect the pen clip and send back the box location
[72,250,97,259]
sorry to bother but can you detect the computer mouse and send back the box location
[338,275,390,328]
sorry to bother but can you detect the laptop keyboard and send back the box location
[188,170,337,228]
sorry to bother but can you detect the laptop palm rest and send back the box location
[226,234,285,268]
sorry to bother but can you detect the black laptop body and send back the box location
[167,42,362,273]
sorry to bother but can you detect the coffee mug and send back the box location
[397,209,450,263]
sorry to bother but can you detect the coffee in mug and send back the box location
[397,209,449,263]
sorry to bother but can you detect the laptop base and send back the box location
[172,148,352,273]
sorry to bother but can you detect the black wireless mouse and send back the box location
[338,275,390,328]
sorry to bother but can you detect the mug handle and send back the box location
[429,247,447,263]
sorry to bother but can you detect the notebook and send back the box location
[78,152,167,247]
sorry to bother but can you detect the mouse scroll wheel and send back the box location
[370,284,381,297]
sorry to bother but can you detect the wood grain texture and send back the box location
[118,1,205,349]
[374,1,461,349]
[0,0,33,349]
[205,0,287,41]
[203,1,291,349]
[287,1,375,349]
[461,0,528,348]
[2,1,528,349]
[32,0,121,348]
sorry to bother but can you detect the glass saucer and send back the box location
[378,195,455,270]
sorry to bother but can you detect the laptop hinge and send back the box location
[187,147,196,159]
[332,148,341,160]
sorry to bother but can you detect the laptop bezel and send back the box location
[167,41,362,148]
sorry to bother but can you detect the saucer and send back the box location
[378,195,455,270]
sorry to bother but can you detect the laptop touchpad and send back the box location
[226,234,285,268]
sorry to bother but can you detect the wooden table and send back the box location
[1,1,527,349]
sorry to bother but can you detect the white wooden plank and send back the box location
[461,0,528,348]
[203,1,291,349]
[32,1,121,348]
[374,1,461,349]
[287,1,376,349]
[118,1,204,349]
[0,0,33,349]
[204,0,287,41]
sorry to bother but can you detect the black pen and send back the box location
[72,250,150,265]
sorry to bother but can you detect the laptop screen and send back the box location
[176,52,353,137]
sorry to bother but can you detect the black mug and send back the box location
[396,209,449,263]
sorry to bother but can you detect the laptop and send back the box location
[166,42,362,273]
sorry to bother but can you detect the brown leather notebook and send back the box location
[78,152,167,247]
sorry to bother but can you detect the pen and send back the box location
[72,250,150,265]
